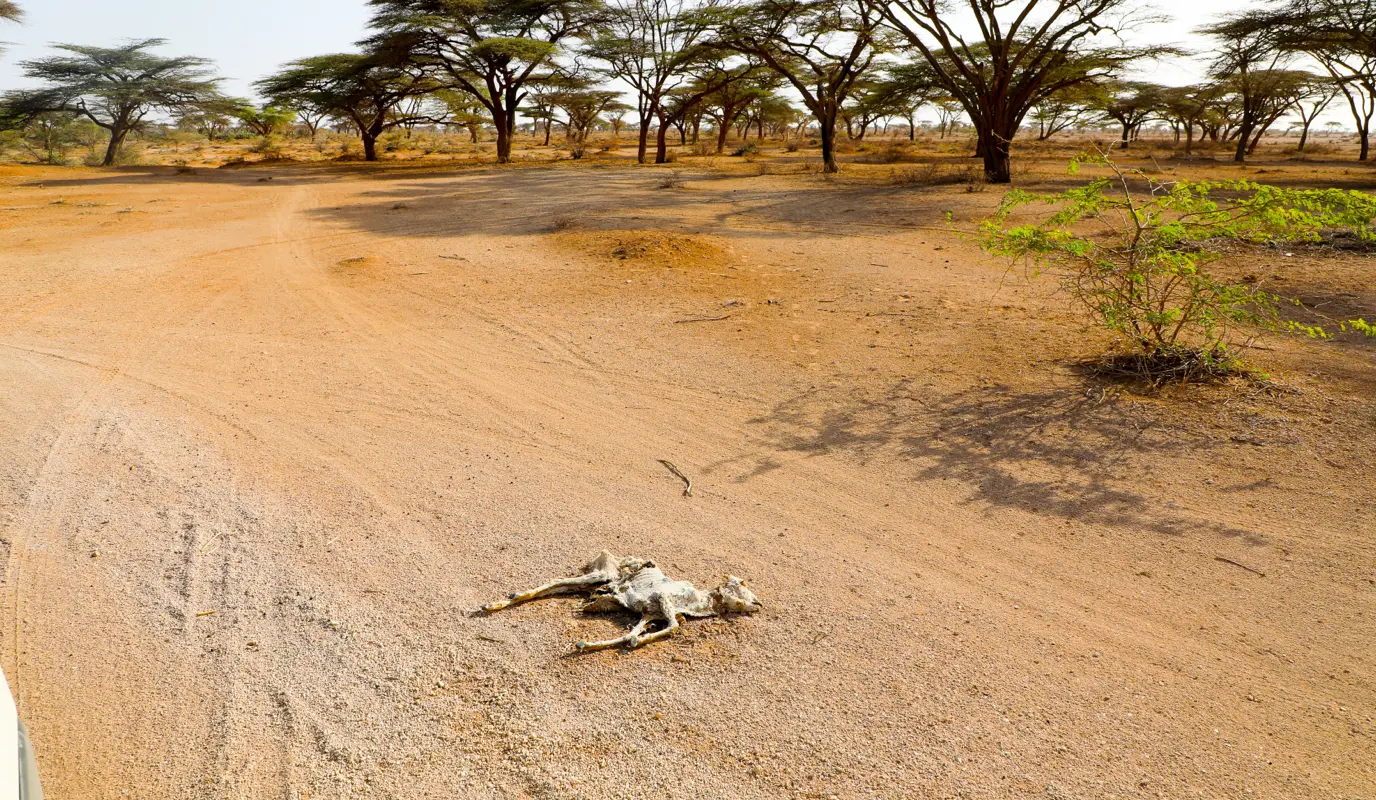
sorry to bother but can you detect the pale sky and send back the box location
[0,0,1347,128]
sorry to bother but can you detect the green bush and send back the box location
[978,154,1376,382]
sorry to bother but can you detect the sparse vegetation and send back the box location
[980,154,1376,382]
[0,39,224,166]
[0,3,1374,797]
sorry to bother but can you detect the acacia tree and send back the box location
[1159,83,1225,154]
[546,77,622,152]
[871,62,944,139]
[712,0,890,173]
[234,103,296,137]
[1265,0,1376,161]
[877,0,1160,183]
[1234,70,1317,155]
[606,102,630,137]
[1028,83,1101,141]
[1287,74,1338,150]
[0,39,222,166]
[702,71,769,151]
[930,96,962,137]
[0,0,20,55]
[433,88,488,142]
[365,0,601,163]
[840,79,894,140]
[1092,81,1165,149]
[645,55,759,161]
[589,0,726,163]
[256,54,438,160]
[1199,13,1296,162]
[176,96,240,140]
[746,91,799,137]
[526,81,561,144]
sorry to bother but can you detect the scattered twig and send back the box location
[476,634,505,643]
[674,314,731,324]
[658,459,693,497]
[1214,556,1266,577]
[196,610,217,617]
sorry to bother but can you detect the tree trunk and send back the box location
[1297,121,1310,151]
[1232,120,1253,162]
[1119,122,1131,150]
[636,115,651,164]
[716,121,728,155]
[818,111,839,174]
[1185,123,1195,155]
[1359,126,1370,161]
[102,125,129,166]
[908,115,916,141]
[494,98,517,163]
[982,127,1013,184]
[495,124,511,162]
[362,131,378,162]
[654,115,670,163]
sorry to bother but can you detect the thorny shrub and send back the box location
[978,153,1376,383]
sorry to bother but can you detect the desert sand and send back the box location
[1,157,1373,799]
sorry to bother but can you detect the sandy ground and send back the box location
[1,159,1373,800]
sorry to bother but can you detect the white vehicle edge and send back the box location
[0,666,41,800]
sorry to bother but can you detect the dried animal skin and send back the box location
[478,550,761,651]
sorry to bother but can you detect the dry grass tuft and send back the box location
[656,171,686,190]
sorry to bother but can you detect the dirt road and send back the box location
[1,162,1372,799]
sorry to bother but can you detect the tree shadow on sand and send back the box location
[746,378,1268,545]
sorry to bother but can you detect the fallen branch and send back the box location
[674,314,732,324]
[658,459,693,497]
[1214,556,1266,577]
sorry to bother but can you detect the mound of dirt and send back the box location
[554,229,735,270]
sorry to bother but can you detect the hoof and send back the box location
[507,592,517,600]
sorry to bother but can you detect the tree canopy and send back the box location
[712,0,891,173]
[256,53,439,160]
[0,39,222,165]
[365,0,604,162]
[877,0,1170,182]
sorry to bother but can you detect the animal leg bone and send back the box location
[575,616,651,652]
[480,573,611,613]
[628,595,681,648]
